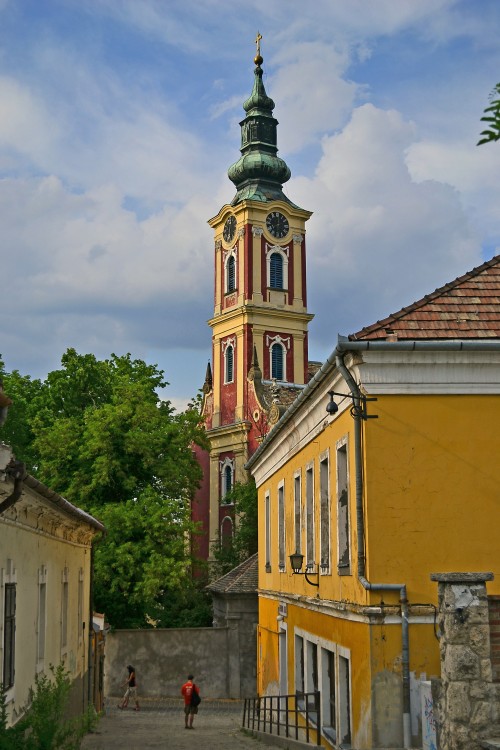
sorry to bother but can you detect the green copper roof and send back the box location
[227,56,295,206]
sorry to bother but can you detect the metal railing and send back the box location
[242,690,322,746]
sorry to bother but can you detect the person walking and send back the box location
[118,665,140,711]
[180,674,200,729]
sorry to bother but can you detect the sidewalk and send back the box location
[80,698,260,750]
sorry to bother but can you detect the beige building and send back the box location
[0,440,104,726]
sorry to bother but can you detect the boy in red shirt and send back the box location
[181,674,200,729]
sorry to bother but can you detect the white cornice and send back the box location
[249,347,500,485]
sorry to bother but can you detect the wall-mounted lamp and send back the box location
[289,552,319,587]
[326,390,378,421]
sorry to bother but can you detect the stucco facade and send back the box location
[0,444,104,727]
[247,259,500,749]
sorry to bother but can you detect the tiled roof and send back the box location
[350,255,500,341]
[206,553,258,595]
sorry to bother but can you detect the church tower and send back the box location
[193,38,314,561]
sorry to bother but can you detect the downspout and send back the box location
[0,459,27,515]
[335,353,411,750]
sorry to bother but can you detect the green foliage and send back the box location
[0,359,44,473]
[0,349,208,628]
[211,479,258,577]
[477,83,500,145]
[157,577,214,628]
[0,665,95,750]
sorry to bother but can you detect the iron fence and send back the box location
[242,690,322,746]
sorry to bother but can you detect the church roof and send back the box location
[227,45,296,207]
[350,255,500,341]
[206,553,258,595]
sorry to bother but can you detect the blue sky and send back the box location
[1,0,500,409]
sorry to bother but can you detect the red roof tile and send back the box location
[350,255,500,341]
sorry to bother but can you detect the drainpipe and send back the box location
[0,458,27,515]
[335,353,411,750]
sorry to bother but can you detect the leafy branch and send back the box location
[477,83,500,145]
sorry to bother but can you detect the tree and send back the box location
[477,83,500,145]
[0,359,44,472]
[211,479,258,577]
[0,349,209,628]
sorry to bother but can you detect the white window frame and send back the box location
[266,244,289,290]
[222,337,236,384]
[266,335,290,382]
[61,567,69,656]
[78,568,84,648]
[278,480,285,571]
[336,437,351,575]
[305,462,315,570]
[293,470,302,555]
[37,565,48,671]
[220,457,235,503]
[265,491,271,572]
[319,450,330,574]
[224,248,238,294]
[1,558,17,698]
[294,627,352,748]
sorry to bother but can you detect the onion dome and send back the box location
[227,46,294,206]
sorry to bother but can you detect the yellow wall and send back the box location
[1,514,94,725]
[364,394,500,600]
[254,388,500,746]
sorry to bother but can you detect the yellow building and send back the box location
[247,256,500,749]
[0,439,104,727]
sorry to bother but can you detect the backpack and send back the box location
[190,686,201,707]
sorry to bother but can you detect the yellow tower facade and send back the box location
[193,45,314,561]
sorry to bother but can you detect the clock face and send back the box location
[266,211,289,239]
[223,215,237,243]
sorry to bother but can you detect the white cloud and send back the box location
[290,103,482,342]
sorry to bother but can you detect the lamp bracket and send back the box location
[327,390,378,421]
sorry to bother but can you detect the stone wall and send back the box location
[104,625,254,699]
[430,572,500,750]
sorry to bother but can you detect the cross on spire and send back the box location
[255,31,262,58]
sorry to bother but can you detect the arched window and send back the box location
[225,344,234,383]
[221,517,233,550]
[226,254,236,293]
[220,457,235,502]
[224,465,232,495]
[271,343,285,381]
[269,252,283,289]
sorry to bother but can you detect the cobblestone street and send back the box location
[81,698,261,750]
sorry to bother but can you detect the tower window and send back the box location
[225,344,234,383]
[271,343,285,381]
[270,252,284,289]
[226,253,236,293]
[220,457,235,502]
[266,246,288,290]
